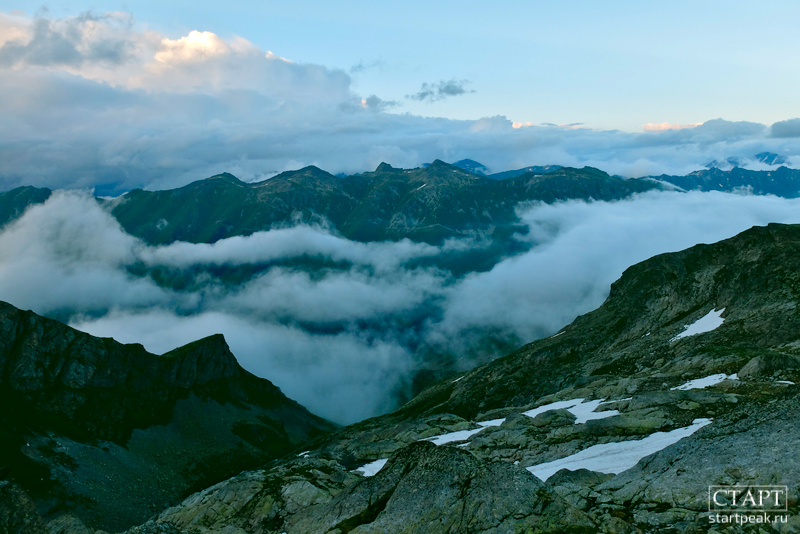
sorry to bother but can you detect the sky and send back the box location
[1,2,800,192]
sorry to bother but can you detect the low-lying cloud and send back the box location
[3,190,800,423]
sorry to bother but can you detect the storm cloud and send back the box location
[3,190,800,423]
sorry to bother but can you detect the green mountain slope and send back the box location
[0,186,52,228]
[109,161,658,246]
[0,301,334,531]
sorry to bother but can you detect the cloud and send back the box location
[359,94,398,111]
[770,118,800,138]
[0,11,800,193]
[0,11,140,68]
[406,78,474,102]
[3,189,800,424]
[154,30,231,64]
[349,58,384,74]
[642,122,701,132]
[426,191,800,357]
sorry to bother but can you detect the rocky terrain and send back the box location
[116,223,800,533]
[0,302,334,532]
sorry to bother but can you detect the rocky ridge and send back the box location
[0,301,334,531]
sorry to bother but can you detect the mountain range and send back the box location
[3,160,800,253]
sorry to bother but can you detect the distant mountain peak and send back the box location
[754,152,787,165]
[451,159,489,175]
[375,162,396,172]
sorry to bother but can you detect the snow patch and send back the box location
[672,308,725,340]
[670,373,737,391]
[776,380,795,385]
[568,399,620,424]
[522,398,619,424]
[424,418,506,445]
[354,458,388,477]
[527,418,713,481]
[522,398,585,419]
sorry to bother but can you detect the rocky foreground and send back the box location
[123,223,800,533]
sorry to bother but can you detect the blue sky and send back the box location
[1,2,800,191]
[22,0,796,129]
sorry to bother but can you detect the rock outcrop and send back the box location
[0,300,335,531]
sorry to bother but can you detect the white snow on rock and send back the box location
[354,458,388,477]
[672,308,726,340]
[424,418,506,445]
[569,399,620,424]
[522,398,585,419]
[522,398,620,424]
[777,380,796,385]
[670,373,737,391]
[526,418,713,481]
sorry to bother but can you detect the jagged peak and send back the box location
[375,162,395,172]
[161,332,229,357]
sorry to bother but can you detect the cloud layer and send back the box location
[2,190,800,423]
[1,11,800,194]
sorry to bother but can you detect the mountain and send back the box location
[705,152,787,169]
[109,168,362,245]
[451,158,489,175]
[755,151,787,165]
[487,164,564,180]
[109,161,658,247]
[126,222,800,533]
[0,186,51,228]
[0,300,334,531]
[647,165,800,197]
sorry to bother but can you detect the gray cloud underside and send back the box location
[406,78,473,102]
[771,118,800,139]
[0,12,136,68]
[3,191,800,423]
[2,67,800,194]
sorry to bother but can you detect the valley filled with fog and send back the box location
[2,189,799,423]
